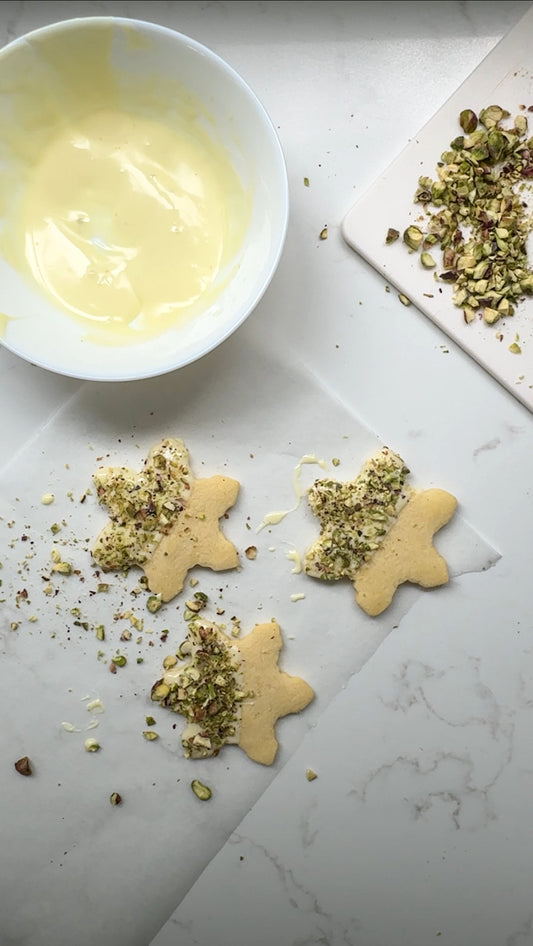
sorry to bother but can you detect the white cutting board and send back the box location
[342,4,533,414]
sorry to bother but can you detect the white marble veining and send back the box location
[2,2,533,946]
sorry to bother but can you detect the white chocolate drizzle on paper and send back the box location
[256,454,327,532]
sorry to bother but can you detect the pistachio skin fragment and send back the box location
[191,779,212,801]
[385,227,400,244]
[14,756,32,776]
[110,791,122,806]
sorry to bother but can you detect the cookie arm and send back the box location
[144,475,240,601]
[238,622,314,766]
[353,488,457,617]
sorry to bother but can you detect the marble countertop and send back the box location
[2,2,533,945]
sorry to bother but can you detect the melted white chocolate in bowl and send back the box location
[0,18,287,379]
[0,21,250,347]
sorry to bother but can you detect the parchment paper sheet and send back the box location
[0,333,499,946]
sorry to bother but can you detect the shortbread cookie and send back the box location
[151,616,314,765]
[303,447,456,615]
[92,438,240,601]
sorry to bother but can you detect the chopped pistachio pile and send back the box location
[303,447,410,581]
[92,438,193,570]
[151,616,246,759]
[397,105,533,326]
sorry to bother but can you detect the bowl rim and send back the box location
[0,15,290,382]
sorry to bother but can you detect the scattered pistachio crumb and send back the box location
[319,226,328,240]
[191,779,212,801]
[162,654,178,670]
[245,546,257,560]
[84,738,100,752]
[305,768,318,781]
[332,457,340,467]
[142,730,159,741]
[146,594,162,613]
[14,756,32,776]
[290,593,306,602]
[110,791,122,806]
[509,342,522,354]
[145,716,156,727]
[304,176,310,187]
[420,252,436,269]
[41,493,55,506]
[398,293,412,307]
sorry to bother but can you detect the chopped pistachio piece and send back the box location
[403,225,424,251]
[191,779,212,801]
[305,768,318,781]
[151,682,171,702]
[84,738,100,752]
[146,594,162,613]
[162,654,178,670]
[142,730,159,741]
[109,792,122,806]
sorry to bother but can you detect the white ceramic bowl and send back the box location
[0,17,288,381]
